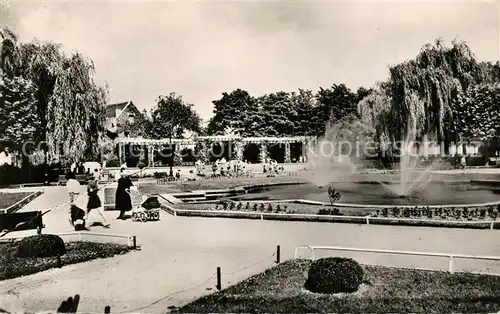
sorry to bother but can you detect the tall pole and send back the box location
[44,149,49,186]
[169,126,174,177]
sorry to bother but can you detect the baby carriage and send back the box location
[131,195,161,222]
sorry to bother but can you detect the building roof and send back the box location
[105,101,131,118]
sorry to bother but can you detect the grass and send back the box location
[0,192,32,209]
[178,259,500,313]
[0,241,133,281]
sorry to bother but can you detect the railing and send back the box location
[55,232,137,247]
[294,245,500,274]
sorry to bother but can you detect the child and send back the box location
[87,169,110,227]
[66,171,81,227]
[70,204,87,231]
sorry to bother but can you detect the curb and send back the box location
[160,207,500,230]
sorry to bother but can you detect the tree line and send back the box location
[205,39,500,156]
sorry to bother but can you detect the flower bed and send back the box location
[175,201,370,217]
[178,259,500,313]
[0,241,133,281]
[170,201,500,229]
[370,205,499,221]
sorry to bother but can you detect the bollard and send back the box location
[104,305,111,314]
[132,236,137,249]
[216,267,221,290]
[72,294,80,313]
[276,245,281,264]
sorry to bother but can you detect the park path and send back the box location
[0,183,499,313]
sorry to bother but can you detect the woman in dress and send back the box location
[115,168,134,219]
[87,169,110,227]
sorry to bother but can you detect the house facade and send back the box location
[105,101,148,139]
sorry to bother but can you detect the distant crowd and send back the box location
[195,158,253,178]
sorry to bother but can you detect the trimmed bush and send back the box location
[17,234,66,258]
[305,257,364,294]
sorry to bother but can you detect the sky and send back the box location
[1,0,499,121]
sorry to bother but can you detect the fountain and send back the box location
[227,116,500,206]
[304,116,436,200]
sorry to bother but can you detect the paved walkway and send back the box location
[0,184,499,313]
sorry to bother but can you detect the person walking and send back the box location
[115,168,134,219]
[87,169,110,227]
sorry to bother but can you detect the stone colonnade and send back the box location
[116,136,312,166]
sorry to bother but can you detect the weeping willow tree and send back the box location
[0,26,17,77]
[387,39,489,153]
[357,85,393,156]
[357,84,391,139]
[0,26,108,164]
[46,53,107,162]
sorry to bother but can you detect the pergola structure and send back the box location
[115,136,313,166]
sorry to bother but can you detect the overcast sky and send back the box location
[1,0,499,121]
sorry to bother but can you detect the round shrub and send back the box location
[17,234,66,258]
[305,257,364,294]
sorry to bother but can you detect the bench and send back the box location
[57,174,68,186]
[57,174,89,186]
[0,210,44,234]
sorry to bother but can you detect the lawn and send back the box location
[178,259,500,313]
[0,241,133,281]
[0,192,32,209]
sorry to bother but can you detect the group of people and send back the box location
[195,158,251,178]
[262,159,284,175]
[66,167,136,231]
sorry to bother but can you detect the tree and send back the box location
[313,84,357,136]
[44,53,107,162]
[357,85,391,141]
[150,92,201,175]
[17,40,65,144]
[387,39,488,152]
[150,92,201,139]
[207,89,256,135]
[0,27,108,164]
[456,83,500,140]
[0,76,39,149]
[258,91,295,136]
[289,89,316,136]
[0,26,18,77]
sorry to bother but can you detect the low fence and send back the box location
[294,245,500,275]
[54,232,137,247]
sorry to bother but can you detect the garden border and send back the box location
[162,206,500,229]
[0,231,138,247]
[0,190,44,214]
